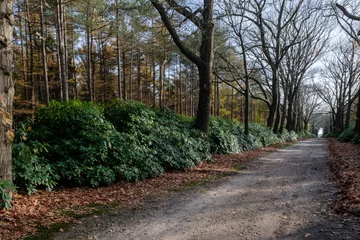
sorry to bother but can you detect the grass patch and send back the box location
[23,223,69,240]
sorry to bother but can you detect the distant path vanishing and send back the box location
[53,139,360,240]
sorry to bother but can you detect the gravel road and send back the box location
[53,139,360,240]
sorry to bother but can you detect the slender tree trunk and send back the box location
[122,50,126,100]
[40,0,49,105]
[129,47,133,100]
[179,60,183,114]
[26,0,35,106]
[152,61,156,108]
[72,33,78,100]
[86,4,93,101]
[0,0,14,181]
[159,64,163,107]
[18,2,27,98]
[115,1,122,99]
[137,52,142,101]
[116,34,122,99]
[56,0,68,101]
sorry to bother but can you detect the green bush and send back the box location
[13,121,59,193]
[338,125,356,142]
[278,129,298,142]
[0,180,16,210]
[298,130,315,139]
[105,100,211,176]
[249,123,280,147]
[27,100,116,187]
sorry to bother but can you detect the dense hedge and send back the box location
[12,100,301,193]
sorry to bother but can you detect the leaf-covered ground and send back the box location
[0,144,284,240]
[328,138,360,216]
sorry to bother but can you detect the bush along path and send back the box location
[51,139,360,240]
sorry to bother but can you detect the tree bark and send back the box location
[151,0,214,135]
[86,4,93,101]
[0,0,14,181]
[55,0,68,101]
[40,0,49,105]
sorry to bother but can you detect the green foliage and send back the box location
[248,123,280,147]
[209,117,250,154]
[0,180,16,210]
[12,99,299,193]
[13,100,211,191]
[278,129,298,142]
[105,100,211,181]
[104,100,155,133]
[25,100,116,187]
[13,141,59,194]
[298,130,316,139]
[208,118,283,154]
[338,125,356,142]
[13,121,59,194]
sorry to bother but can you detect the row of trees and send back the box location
[1,0,360,181]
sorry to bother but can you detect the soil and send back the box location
[52,139,360,240]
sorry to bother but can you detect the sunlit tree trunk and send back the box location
[0,0,14,181]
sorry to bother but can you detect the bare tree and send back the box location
[316,40,360,134]
[150,0,215,135]
[335,2,360,136]
[0,0,14,181]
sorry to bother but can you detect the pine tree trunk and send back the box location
[0,0,14,181]
[40,0,49,105]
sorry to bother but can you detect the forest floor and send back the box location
[1,138,360,239]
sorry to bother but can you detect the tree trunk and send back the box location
[56,0,68,101]
[355,89,360,136]
[129,47,133,100]
[40,0,49,105]
[26,0,35,106]
[137,52,142,101]
[115,0,122,99]
[122,50,126,100]
[86,5,93,101]
[151,0,214,135]
[0,0,14,181]
[116,34,122,99]
[267,73,279,129]
[194,0,214,135]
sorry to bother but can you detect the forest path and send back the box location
[53,139,360,240]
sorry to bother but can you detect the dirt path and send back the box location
[53,139,360,240]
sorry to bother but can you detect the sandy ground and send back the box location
[52,139,360,240]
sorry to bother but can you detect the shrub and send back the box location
[27,100,116,187]
[209,117,243,154]
[0,180,16,210]
[105,100,211,175]
[104,100,155,133]
[298,130,315,139]
[13,141,59,194]
[13,121,59,194]
[249,123,280,147]
[338,125,356,142]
